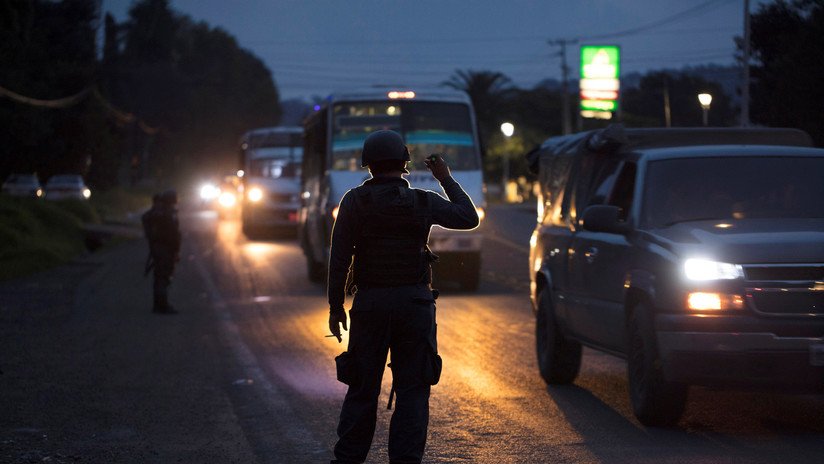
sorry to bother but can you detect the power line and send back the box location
[583,0,737,40]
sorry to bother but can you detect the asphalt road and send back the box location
[190,202,824,463]
[3,202,824,463]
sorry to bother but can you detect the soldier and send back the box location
[328,130,479,464]
[142,190,181,314]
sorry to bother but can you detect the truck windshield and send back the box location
[330,101,479,171]
[642,156,824,228]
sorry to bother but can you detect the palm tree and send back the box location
[442,70,514,152]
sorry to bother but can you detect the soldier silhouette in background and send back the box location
[141,190,181,314]
[328,130,479,464]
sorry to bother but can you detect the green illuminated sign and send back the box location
[581,100,617,112]
[580,45,620,117]
[580,45,620,79]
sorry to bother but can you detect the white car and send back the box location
[44,174,91,200]
[2,173,43,198]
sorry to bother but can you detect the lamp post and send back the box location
[500,122,514,201]
[698,93,712,127]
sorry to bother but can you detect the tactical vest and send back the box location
[351,184,432,287]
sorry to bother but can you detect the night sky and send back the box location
[103,0,765,100]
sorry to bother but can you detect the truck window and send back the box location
[642,156,824,228]
[607,162,637,221]
[542,153,574,225]
[564,153,621,228]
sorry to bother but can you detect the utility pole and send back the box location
[549,39,578,135]
[663,77,672,128]
[741,0,751,126]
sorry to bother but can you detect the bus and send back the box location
[299,87,486,290]
[238,126,303,237]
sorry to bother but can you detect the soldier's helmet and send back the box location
[160,189,178,205]
[361,130,410,168]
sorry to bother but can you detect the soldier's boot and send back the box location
[158,292,178,314]
[152,293,165,313]
[153,288,178,314]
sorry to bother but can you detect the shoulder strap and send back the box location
[412,189,431,218]
[351,186,372,213]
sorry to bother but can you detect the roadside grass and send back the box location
[89,187,152,223]
[0,188,150,280]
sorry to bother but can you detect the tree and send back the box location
[112,0,282,179]
[748,0,824,145]
[1,0,281,187]
[442,70,513,150]
[0,0,116,185]
[622,71,735,127]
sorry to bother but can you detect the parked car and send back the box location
[528,125,824,426]
[2,173,43,198]
[44,174,91,200]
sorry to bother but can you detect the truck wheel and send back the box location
[535,288,581,384]
[626,302,688,426]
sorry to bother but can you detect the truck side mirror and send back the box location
[582,205,630,234]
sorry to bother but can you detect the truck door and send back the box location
[565,156,622,347]
[569,161,636,352]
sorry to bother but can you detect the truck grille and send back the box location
[744,265,824,281]
[748,289,824,316]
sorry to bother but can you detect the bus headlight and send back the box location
[200,183,219,200]
[247,187,264,203]
[218,191,237,208]
[475,206,485,222]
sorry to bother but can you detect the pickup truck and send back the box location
[528,125,824,426]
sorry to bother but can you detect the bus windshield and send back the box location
[331,101,479,171]
[247,147,303,179]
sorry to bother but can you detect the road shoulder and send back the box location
[0,240,258,463]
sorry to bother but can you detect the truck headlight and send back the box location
[684,259,743,280]
[247,187,263,202]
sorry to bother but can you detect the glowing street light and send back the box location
[500,122,514,137]
[698,93,713,126]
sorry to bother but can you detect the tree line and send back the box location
[2,0,820,191]
[0,0,281,189]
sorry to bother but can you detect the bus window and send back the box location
[330,101,478,171]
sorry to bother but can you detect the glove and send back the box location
[329,307,348,343]
[424,154,451,182]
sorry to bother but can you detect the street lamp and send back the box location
[698,93,712,126]
[500,122,514,201]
